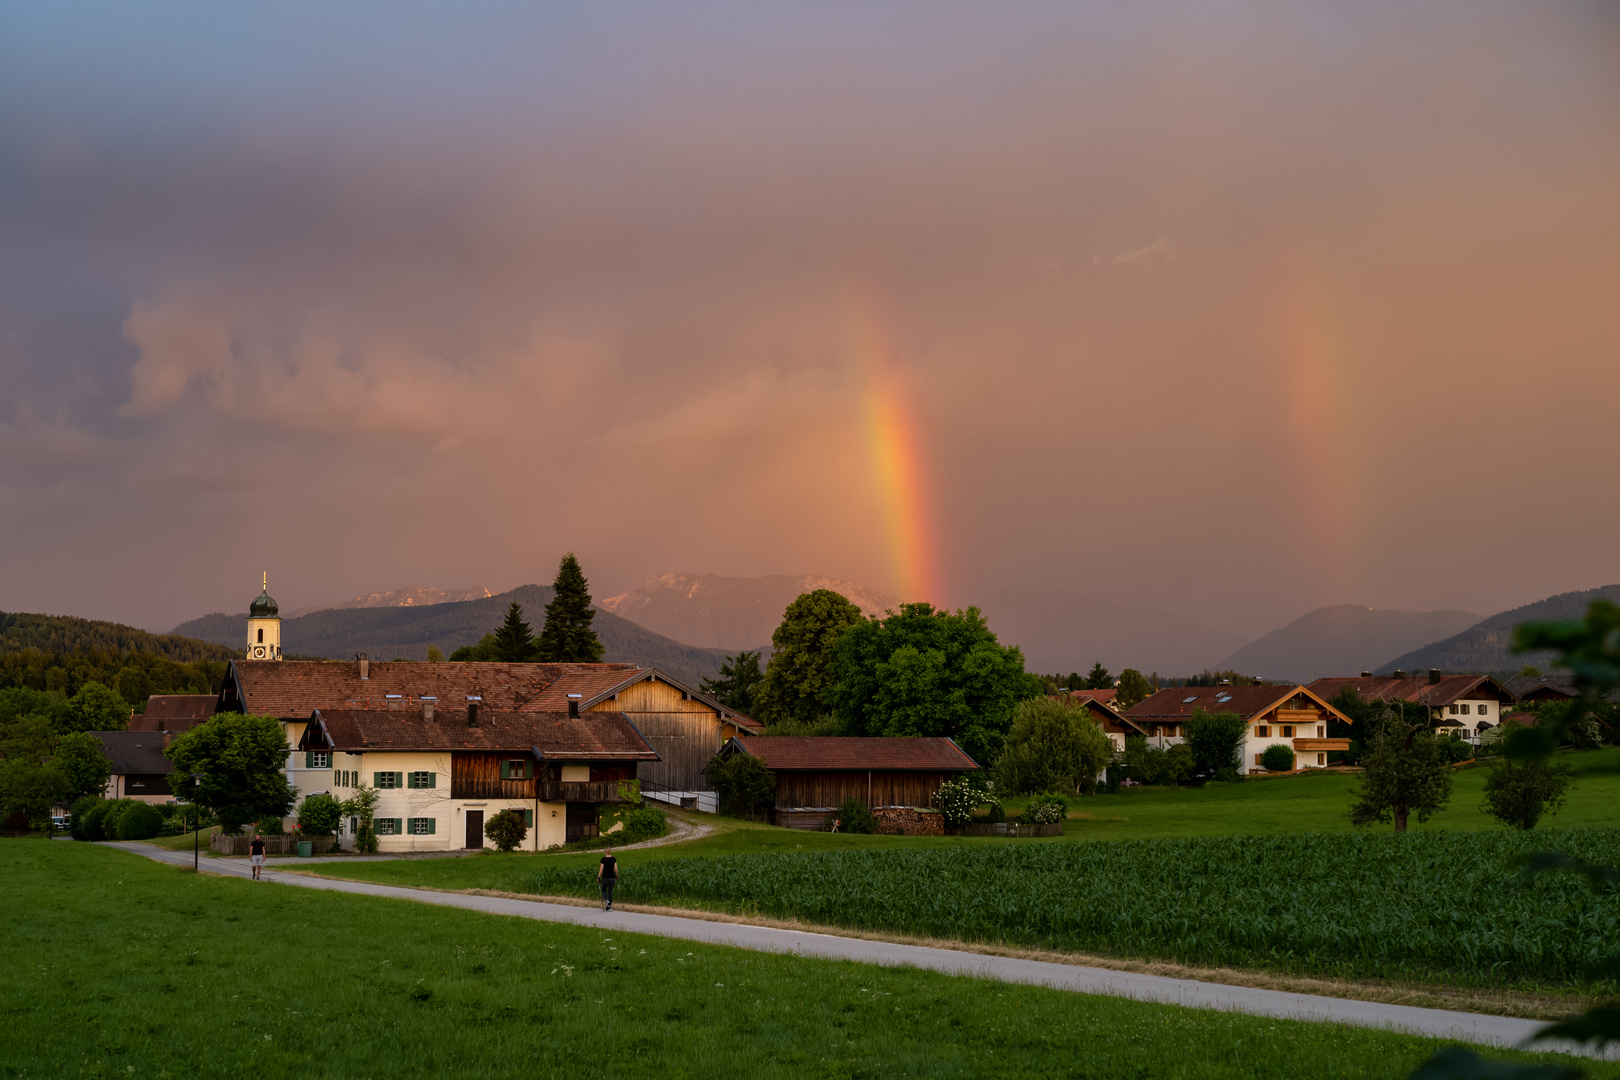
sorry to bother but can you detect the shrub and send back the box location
[218,805,252,836]
[1566,717,1603,751]
[616,804,667,844]
[1123,737,1196,786]
[484,809,528,852]
[931,776,982,829]
[1259,744,1295,772]
[836,797,877,834]
[1440,736,1475,764]
[69,796,103,841]
[703,753,776,818]
[1024,792,1068,825]
[296,794,342,837]
[983,800,1006,824]
[256,815,286,835]
[114,802,165,840]
[99,799,137,839]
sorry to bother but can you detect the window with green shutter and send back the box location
[305,751,330,769]
[375,772,402,789]
[408,771,435,789]
[500,759,528,780]
[407,818,436,835]
[375,818,402,835]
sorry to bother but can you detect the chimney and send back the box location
[1428,668,1441,685]
[567,693,583,719]
[1360,671,1372,678]
[1393,670,1406,679]
[467,702,479,727]
[359,658,370,680]
[422,702,435,723]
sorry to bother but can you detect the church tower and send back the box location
[247,573,282,660]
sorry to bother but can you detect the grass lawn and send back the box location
[138,825,223,852]
[3,840,1607,1080]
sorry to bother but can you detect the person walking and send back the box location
[249,832,266,881]
[597,846,618,911]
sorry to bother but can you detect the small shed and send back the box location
[719,735,980,830]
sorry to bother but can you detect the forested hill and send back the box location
[173,584,735,686]
[0,610,238,663]
[1377,583,1620,675]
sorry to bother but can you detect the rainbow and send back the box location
[853,300,943,606]
[1269,253,1360,599]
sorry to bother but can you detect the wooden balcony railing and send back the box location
[538,781,633,803]
[1292,738,1351,753]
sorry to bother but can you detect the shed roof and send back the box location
[92,731,172,776]
[1125,685,1353,724]
[229,659,640,718]
[301,708,659,760]
[132,695,218,732]
[1305,674,1515,709]
[727,735,979,771]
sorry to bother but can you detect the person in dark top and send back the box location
[598,847,618,911]
[249,833,266,880]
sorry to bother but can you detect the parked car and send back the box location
[51,814,72,834]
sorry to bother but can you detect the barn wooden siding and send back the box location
[590,680,727,792]
[773,770,951,810]
[451,753,537,800]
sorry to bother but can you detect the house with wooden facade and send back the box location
[296,705,657,851]
[1306,671,1517,740]
[717,735,980,829]
[1123,685,1354,773]
[1055,694,1146,752]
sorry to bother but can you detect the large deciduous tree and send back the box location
[1115,668,1152,709]
[1481,756,1572,830]
[829,603,1039,763]
[0,719,113,828]
[64,681,130,733]
[995,696,1113,795]
[755,590,866,728]
[537,554,605,663]
[700,650,765,715]
[1183,708,1249,782]
[165,713,296,833]
[1347,720,1454,832]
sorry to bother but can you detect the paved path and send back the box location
[106,841,1600,1058]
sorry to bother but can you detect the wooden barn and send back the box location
[719,735,980,830]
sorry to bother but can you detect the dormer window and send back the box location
[421,696,437,702]
[385,694,403,700]
[466,695,482,702]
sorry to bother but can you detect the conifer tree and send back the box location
[537,553,605,663]
[491,601,539,662]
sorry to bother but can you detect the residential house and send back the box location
[1056,694,1146,752]
[1123,685,1354,773]
[1065,688,1119,711]
[92,731,176,803]
[297,705,658,851]
[130,695,217,734]
[716,735,980,829]
[1306,670,1517,739]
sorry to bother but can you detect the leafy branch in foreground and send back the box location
[1410,600,1620,1079]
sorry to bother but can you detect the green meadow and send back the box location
[4,841,1608,1080]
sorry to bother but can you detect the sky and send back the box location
[2,2,1617,642]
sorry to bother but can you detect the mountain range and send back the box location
[1213,605,1482,683]
[172,584,734,686]
[1377,584,1620,675]
[597,573,899,652]
[287,585,495,619]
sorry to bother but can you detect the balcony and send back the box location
[538,781,635,803]
[1292,738,1350,753]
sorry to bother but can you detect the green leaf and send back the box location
[1528,1005,1620,1049]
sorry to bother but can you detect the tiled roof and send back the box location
[730,735,979,771]
[1125,685,1351,724]
[305,708,659,760]
[143,695,218,721]
[91,731,173,775]
[231,660,639,718]
[1501,676,1577,700]
[1306,675,1514,709]
[1067,688,1118,705]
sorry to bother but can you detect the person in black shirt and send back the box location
[597,847,618,911]
[249,833,266,880]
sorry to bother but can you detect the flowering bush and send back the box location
[1025,792,1069,825]
[932,777,982,828]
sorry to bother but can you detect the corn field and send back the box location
[528,829,1620,988]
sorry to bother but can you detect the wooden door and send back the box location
[564,802,598,844]
[465,810,484,849]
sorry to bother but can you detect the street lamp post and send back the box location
[191,773,202,873]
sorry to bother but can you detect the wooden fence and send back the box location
[961,822,1063,838]
[210,834,338,855]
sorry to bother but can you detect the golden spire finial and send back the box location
[263,571,267,591]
